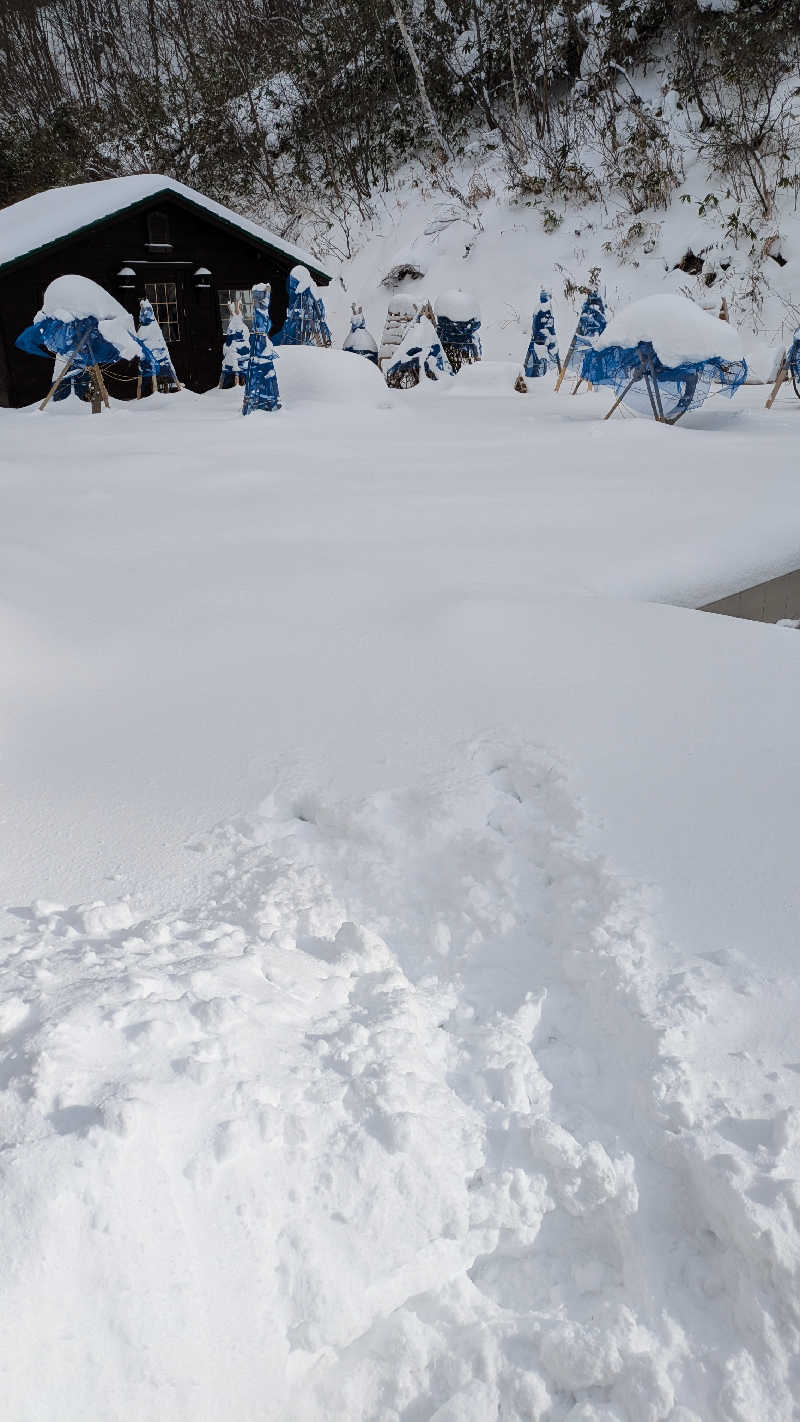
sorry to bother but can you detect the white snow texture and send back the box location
[6,744,799,1422]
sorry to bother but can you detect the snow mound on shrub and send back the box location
[38,275,142,363]
[40,274,133,326]
[435,288,481,321]
[275,345,390,407]
[596,293,744,366]
[444,360,526,395]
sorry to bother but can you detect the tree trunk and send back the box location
[387,0,450,161]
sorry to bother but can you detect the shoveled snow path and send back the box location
[2,741,797,1420]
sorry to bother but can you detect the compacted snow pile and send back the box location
[2,368,800,1420]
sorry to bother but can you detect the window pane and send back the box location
[147,212,171,247]
[144,281,181,343]
[218,288,254,330]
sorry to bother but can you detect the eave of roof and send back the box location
[0,182,333,285]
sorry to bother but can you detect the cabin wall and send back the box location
[0,195,317,407]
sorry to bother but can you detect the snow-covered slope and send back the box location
[315,145,799,382]
[2,358,800,1419]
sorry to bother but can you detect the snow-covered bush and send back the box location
[524,289,560,379]
[15,274,143,410]
[434,289,481,372]
[342,303,379,364]
[385,312,454,388]
[220,302,251,389]
[275,265,332,348]
[242,283,281,414]
[137,298,180,394]
[378,296,418,370]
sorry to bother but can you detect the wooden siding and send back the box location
[701,566,800,623]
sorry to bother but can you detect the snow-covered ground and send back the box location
[2,355,800,1420]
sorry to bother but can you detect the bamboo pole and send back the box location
[38,332,91,411]
[604,369,640,420]
[765,353,788,409]
[554,335,576,392]
[94,364,111,410]
[643,352,665,422]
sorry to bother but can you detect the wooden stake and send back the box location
[94,364,111,409]
[38,331,91,411]
[765,354,788,409]
[604,369,640,420]
[554,335,576,392]
[643,352,665,422]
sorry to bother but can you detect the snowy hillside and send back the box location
[2,356,800,1419]
[316,141,800,383]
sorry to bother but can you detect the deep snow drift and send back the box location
[2,358,800,1420]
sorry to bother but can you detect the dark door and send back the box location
[143,273,192,387]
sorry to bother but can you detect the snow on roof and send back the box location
[0,174,332,280]
[596,293,744,366]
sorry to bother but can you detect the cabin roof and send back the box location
[0,174,333,283]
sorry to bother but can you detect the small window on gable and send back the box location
[146,210,171,249]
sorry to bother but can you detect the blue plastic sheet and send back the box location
[220,307,251,389]
[524,291,560,379]
[343,307,379,364]
[581,340,747,419]
[565,293,607,372]
[242,285,281,414]
[436,315,482,364]
[16,313,135,368]
[385,321,454,384]
[16,312,145,403]
[274,267,332,347]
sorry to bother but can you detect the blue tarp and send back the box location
[16,312,144,403]
[16,313,134,368]
[524,291,560,378]
[581,340,747,419]
[436,315,482,364]
[242,285,281,414]
[343,306,379,363]
[565,292,607,372]
[274,266,332,347]
[385,319,454,384]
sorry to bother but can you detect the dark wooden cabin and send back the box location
[0,175,332,407]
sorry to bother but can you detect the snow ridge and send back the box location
[1,741,797,1419]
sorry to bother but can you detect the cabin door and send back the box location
[143,273,191,388]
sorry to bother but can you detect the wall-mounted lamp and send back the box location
[116,266,136,292]
[193,267,212,290]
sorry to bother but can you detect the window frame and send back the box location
[144,280,182,345]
